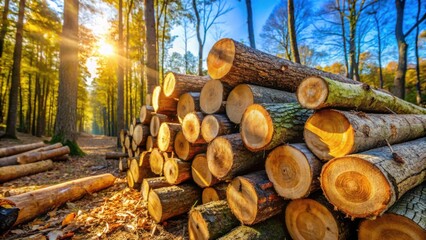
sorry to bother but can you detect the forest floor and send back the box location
[0,132,188,240]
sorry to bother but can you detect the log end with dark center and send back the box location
[240,104,273,151]
[207,38,235,80]
[226,176,258,225]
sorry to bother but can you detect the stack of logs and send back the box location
[120,38,426,240]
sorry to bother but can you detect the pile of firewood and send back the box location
[0,142,71,183]
[121,38,426,239]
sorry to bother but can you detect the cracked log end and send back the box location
[207,38,235,79]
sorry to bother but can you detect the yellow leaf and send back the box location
[62,212,76,227]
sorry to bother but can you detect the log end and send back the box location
[150,115,161,137]
[296,76,329,109]
[188,208,210,240]
[174,131,190,160]
[206,136,233,179]
[149,149,164,175]
[148,189,163,223]
[164,159,179,184]
[200,80,225,114]
[141,179,150,201]
[152,86,162,113]
[182,112,202,143]
[202,187,221,204]
[304,109,355,161]
[226,84,254,124]
[158,123,172,152]
[192,154,217,188]
[163,72,176,97]
[240,104,273,152]
[146,136,155,152]
[226,177,258,225]
[321,156,391,218]
[207,38,235,80]
[177,93,196,123]
[201,115,220,143]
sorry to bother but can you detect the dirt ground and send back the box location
[0,132,188,240]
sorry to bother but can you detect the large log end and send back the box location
[207,38,235,80]
[240,104,273,151]
[296,76,329,109]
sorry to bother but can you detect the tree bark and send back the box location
[0,0,10,58]
[177,92,200,123]
[192,0,203,75]
[207,38,357,92]
[245,0,256,49]
[241,103,312,151]
[157,122,181,152]
[144,0,158,92]
[287,0,300,63]
[201,182,227,204]
[104,152,127,159]
[174,131,207,161]
[17,146,70,164]
[226,84,296,124]
[163,72,210,98]
[297,76,426,114]
[141,176,170,201]
[188,200,239,240]
[218,217,287,240]
[0,160,54,183]
[200,79,231,114]
[192,154,219,188]
[414,0,422,104]
[149,148,164,175]
[182,112,205,144]
[152,86,177,115]
[227,170,285,225]
[304,109,426,161]
[163,157,191,185]
[0,142,45,158]
[201,114,237,143]
[321,137,426,218]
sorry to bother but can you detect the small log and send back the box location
[51,154,70,161]
[157,122,181,152]
[152,86,177,115]
[130,155,154,184]
[148,183,201,223]
[177,92,201,123]
[200,79,231,114]
[201,114,237,143]
[127,170,140,189]
[105,152,128,159]
[226,84,296,124]
[132,117,141,126]
[124,135,132,150]
[285,195,354,240]
[321,137,426,218]
[207,38,356,91]
[0,143,62,167]
[141,177,171,201]
[227,170,285,225]
[188,200,239,240]
[182,112,206,144]
[132,124,149,146]
[265,143,322,199]
[127,148,134,158]
[119,157,128,172]
[218,217,287,240]
[297,76,426,114]
[17,146,70,164]
[1,173,115,227]
[131,139,138,152]
[358,183,426,240]
[139,105,155,124]
[202,183,228,204]
[207,134,265,180]
[149,114,169,137]
[304,109,426,161]
[174,131,207,161]
[129,124,134,136]
[162,72,209,98]
[146,136,157,151]
[0,160,54,183]
[0,142,45,158]
[120,129,127,145]
[163,157,192,185]
[149,148,164,175]
[192,154,219,188]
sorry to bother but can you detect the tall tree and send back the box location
[0,0,10,58]
[2,0,26,138]
[394,0,425,99]
[144,0,158,93]
[414,0,422,104]
[117,0,124,146]
[52,0,83,155]
[287,0,299,63]
[245,0,255,48]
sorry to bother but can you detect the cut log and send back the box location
[321,137,426,218]
[174,131,207,161]
[157,122,181,152]
[0,160,54,183]
[52,154,70,161]
[127,148,134,158]
[132,124,149,146]
[177,92,201,123]
[150,114,169,137]
[241,103,312,151]
[200,79,231,114]
[1,173,115,227]
[127,170,140,189]
[265,143,322,199]
[297,76,426,114]
[163,157,192,185]
[149,148,164,175]
[131,139,138,152]
[139,105,155,124]
[130,155,154,184]
[218,217,287,240]
[304,109,426,161]
[207,134,265,180]
[17,146,70,164]
[182,112,206,144]
[120,129,127,145]
[162,72,210,99]
[192,154,219,188]
[358,183,426,240]
[141,177,171,201]
[146,136,157,151]
[285,195,354,240]
[152,86,177,115]
[0,143,62,167]
[227,170,285,225]
[146,94,152,106]
[226,84,296,124]
[202,183,228,204]
[129,124,134,136]
[201,114,237,143]
[4,185,47,197]
[105,152,127,159]
[124,135,132,150]
[147,183,201,223]
[188,200,239,240]
[119,157,128,172]
[0,142,45,158]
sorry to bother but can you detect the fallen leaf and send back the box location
[62,212,76,226]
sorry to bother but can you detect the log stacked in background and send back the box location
[199,79,231,114]
[0,160,54,183]
[177,92,200,123]
[191,154,219,188]
[182,112,206,144]
[141,177,171,201]
[202,182,227,204]
[200,114,237,143]
[0,142,45,158]
[162,72,209,99]
[0,143,63,167]
[174,131,207,161]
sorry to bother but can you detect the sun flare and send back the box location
[98,40,114,56]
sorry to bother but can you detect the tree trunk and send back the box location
[163,157,191,185]
[149,148,164,175]
[191,153,219,188]
[192,0,203,76]
[285,195,354,240]
[394,0,407,99]
[266,143,322,199]
[226,84,296,124]
[305,109,426,161]
[119,129,127,146]
[201,114,237,143]
[141,176,170,201]
[157,122,181,152]
[201,182,227,204]
[163,72,209,98]
[3,0,26,139]
[297,76,426,114]
[0,0,10,58]
[218,217,287,240]
[132,124,149,146]
[207,134,265,180]
[17,146,70,164]
[152,86,177,115]
[245,0,256,49]
[0,160,54,183]
[147,183,201,223]
[0,142,45,157]
[144,0,158,92]
[358,183,426,240]
[207,39,357,92]
[177,92,200,123]
[227,170,285,225]
[182,112,205,144]
[200,79,231,114]
[188,200,239,240]
[321,137,426,218]
[287,0,300,63]
[414,0,422,104]
[241,103,312,151]
[0,143,62,167]
[174,131,207,161]
[374,14,384,89]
